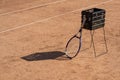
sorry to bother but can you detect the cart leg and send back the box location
[90,30,95,48]
[103,27,108,53]
[90,30,96,57]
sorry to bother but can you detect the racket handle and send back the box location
[79,28,82,32]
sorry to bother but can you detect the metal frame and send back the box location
[89,27,108,57]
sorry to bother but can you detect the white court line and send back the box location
[0,0,66,16]
[0,0,113,34]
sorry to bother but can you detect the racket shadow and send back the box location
[21,51,69,61]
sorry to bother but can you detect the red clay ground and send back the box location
[0,0,120,80]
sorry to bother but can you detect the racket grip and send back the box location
[79,28,82,32]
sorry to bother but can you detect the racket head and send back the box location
[65,35,81,59]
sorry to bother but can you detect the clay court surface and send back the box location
[0,0,120,80]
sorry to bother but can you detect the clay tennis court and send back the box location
[0,0,120,80]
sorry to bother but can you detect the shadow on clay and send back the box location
[21,51,70,61]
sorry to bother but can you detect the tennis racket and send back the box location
[65,15,86,59]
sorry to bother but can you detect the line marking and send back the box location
[0,0,113,34]
[0,0,66,16]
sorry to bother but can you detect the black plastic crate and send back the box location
[81,8,106,30]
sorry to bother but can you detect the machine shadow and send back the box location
[21,51,70,61]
